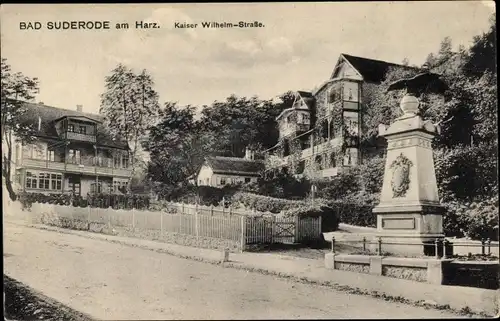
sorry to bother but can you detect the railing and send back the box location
[22,158,132,177]
[63,131,97,143]
[266,138,344,170]
[329,236,499,259]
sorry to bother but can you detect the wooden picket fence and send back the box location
[30,202,322,250]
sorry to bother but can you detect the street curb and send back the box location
[13,222,498,318]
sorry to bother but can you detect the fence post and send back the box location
[442,239,447,259]
[294,214,300,243]
[229,205,232,217]
[378,237,382,255]
[195,210,199,239]
[363,237,366,252]
[210,205,214,216]
[182,202,185,215]
[240,216,246,252]
[331,236,335,254]
[435,239,440,259]
[132,207,135,230]
[160,211,163,235]
[87,205,91,230]
[481,238,485,256]
[487,238,491,255]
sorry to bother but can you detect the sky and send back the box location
[0,2,495,115]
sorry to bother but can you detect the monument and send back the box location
[373,72,449,256]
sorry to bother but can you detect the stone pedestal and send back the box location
[373,94,445,257]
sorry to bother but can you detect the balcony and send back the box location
[62,131,97,143]
[22,158,132,178]
[301,138,343,159]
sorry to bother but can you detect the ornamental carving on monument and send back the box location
[390,153,413,198]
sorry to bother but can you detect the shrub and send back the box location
[434,143,498,202]
[162,185,239,206]
[248,171,311,199]
[282,203,340,232]
[231,192,304,213]
[17,192,150,210]
[325,198,376,228]
[443,195,499,241]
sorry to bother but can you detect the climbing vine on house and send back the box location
[288,136,303,174]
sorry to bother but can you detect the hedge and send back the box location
[231,192,304,213]
[162,185,240,206]
[282,203,340,232]
[18,192,150,210]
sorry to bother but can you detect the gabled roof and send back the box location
[203,156,265,177]
[17,101,129,149]
[339,54,419,83]
[276,91,314,121]
[53,115,102,124]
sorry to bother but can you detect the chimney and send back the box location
[76,105,83,112]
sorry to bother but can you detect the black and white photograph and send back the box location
[1,2,498,319]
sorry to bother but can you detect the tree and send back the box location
[360,66,421,145]
[424,53,438,69]
[143,102,210,194]
[437,36,453,63]
[464,15,496,77]
[1,58,39,200]
[401,57,410,66]
[100,65,160,188]
[198,94,290,157]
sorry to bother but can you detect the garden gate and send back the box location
[272,216,296,244]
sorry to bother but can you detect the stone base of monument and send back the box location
[372,203,452,257]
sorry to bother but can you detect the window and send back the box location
[39,173,50,189]
[33,145,44,160]
[112,181,127,193]
[113,155,121,168]
[26,171,62,190]
[68,149,81,164]
[50,174,62,190]
[25,172,36,189]
[90,182,102,194]
[220,178,226,185]
[68,181,81,195]
[330,153,337,168]
[297,161,305,174]
[47,150,55,162]
[68,124,74,132]
[315,155,323,170]
[79,126,86,134]
[343,149,353,166]
[345,118,359,136]
[122,153,129,168]
[245,177,251,183]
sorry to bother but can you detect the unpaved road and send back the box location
[4,222,461,319]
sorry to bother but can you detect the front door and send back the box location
[68,177,81,196]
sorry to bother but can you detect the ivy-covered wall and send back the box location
[268,79,367,177]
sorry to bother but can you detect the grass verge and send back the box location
[3,274,94,321]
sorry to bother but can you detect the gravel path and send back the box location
[4,223,462,319]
